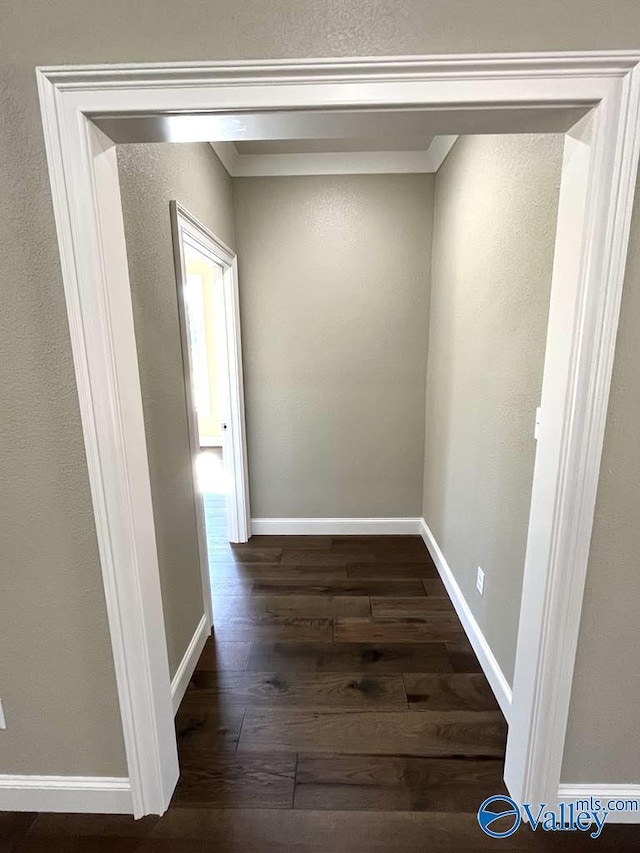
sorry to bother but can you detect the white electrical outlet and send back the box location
[476,566,485,596]
[0,699,6,729]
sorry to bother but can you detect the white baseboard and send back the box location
[0,775,132,813]
[250,517,422,535]
[171,612,210,715]
[419,518,513,721]
[557,785,640,823]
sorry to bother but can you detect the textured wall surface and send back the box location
[117,142,235,678]
[234,174,433,517]
[561,180,640,782]
[423,134,564,685]
[1,0,640,780]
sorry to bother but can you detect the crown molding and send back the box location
[210,135,458,176]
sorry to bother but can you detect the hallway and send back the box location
[173,531,509,815]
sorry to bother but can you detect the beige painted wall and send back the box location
[561,180,640,783]
[233,174,433,518]
[116,142,235,679]
[2,0,640,782]
[423,134,564,685]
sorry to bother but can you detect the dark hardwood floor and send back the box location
[4,503,640,850]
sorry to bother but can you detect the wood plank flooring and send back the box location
[6,508,640,850]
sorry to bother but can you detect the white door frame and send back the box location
[36,53,640,817]
[170,201,251,548]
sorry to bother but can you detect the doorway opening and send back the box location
[36,54,640,818]
[184,238,228,529]
[170,202,250,560]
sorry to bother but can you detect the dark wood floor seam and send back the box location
[292,752,300,810]
[235,705,248,752]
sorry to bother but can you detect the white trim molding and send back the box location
[420,519,513,721]
[210,141,239,175]
[251,517,422,535]
[171,613,210,715]
[425,134,459,170]
[36,51,640,816]
[211,136,458,176]
[0,775,132,814]
[557,785,640,824]
[506,63,640,808]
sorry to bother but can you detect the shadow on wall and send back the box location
[422,133,564,687]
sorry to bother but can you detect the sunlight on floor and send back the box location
[196,449,228,494]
